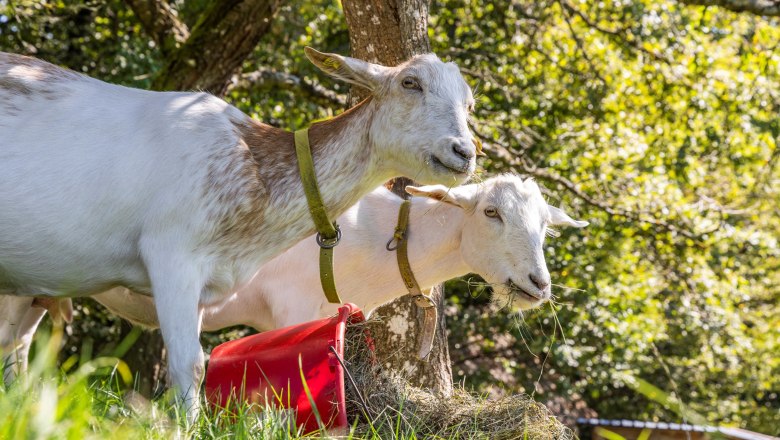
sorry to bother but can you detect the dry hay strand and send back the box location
[341,320,574,439]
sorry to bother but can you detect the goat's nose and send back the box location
[452,140,475,161]
[529,273,550,291]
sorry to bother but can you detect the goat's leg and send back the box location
[146,258,205,423]
[12,306,48,379]
[0,296,37,384]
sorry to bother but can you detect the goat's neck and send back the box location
[224,98,390,287]
[343,195,471,312]
[248,98,384,226]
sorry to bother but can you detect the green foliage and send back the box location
[1,0,777,435]
[1,0,156,87]
[0,328,138,439]
[431,0,780,434]
[1,331,316,439]
[231,1,350,126]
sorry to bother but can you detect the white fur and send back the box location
[92,175,587,331]
[0,48,476,418]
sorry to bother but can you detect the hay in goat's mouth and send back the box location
[341,319,574,439]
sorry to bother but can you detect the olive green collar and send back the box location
[387,199,438,359]
[294,128,341,304]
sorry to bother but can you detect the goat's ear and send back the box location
[548,205,589,228]
[305,47,388,92]
[405,184,474,210]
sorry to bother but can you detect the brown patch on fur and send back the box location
[206,98,376,251]
[232,118,295,197]
[203,139,271,249]
[234,97,374,205]
[308,97,373,160]
[1,52,81,112]
[0,76,33,95]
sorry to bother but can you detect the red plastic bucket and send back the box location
[204,303,366,433]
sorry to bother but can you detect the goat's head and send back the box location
[407,174,588,309]
[305,47,476,186]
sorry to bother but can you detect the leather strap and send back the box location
[294,128,342,304]
[389,199,438,359]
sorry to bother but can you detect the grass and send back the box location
[1,330,316,439]
[1,328,571,439]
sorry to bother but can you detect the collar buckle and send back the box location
[316,224,342,249]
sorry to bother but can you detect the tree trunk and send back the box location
[342,0,431,103]
[342,0,453,396]
[149,0,282,95]
[124,0,189,56]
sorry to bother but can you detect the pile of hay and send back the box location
[341,321,574,439]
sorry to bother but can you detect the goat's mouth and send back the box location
[507,280,544,302]
[430,154,471,176]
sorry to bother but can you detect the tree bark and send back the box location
[150,0,282,95]
[342,0,431,103]
[678,0,780,16]
[124,0,189,56]
[342,0,453,396]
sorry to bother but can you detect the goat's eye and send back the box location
[402,77,422,91]
[484,206,499,219]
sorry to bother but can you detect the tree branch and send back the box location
[470,124,705,242]
[559,3,608,88]
[230,69,346,107]
[124,0,189,56]
[678,0,780,16]
[518,160,702,241]
[559,0,674,64]
[151,0,282,95]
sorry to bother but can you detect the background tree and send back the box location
[341,0,454,396]
[678,0,780,16]
[429,0,780,432]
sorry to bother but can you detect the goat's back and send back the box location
[0,52,252,296]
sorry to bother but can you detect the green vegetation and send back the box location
[1,0,778,436]
[0,329,309,439]
[1,331,562,439]
[434,1,780,434]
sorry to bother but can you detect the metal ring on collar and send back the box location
[316,226,342,249]
[386,235,399,251]
[413,295,436,309]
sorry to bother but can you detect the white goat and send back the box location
[90,175,587,332]
[0,47,477,416]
